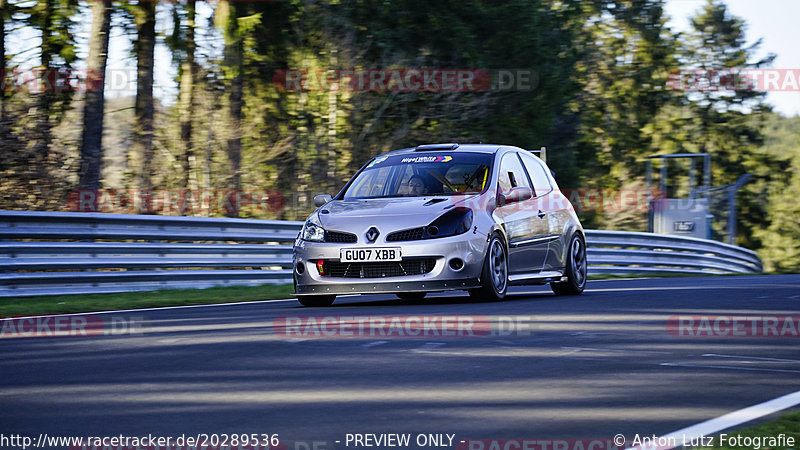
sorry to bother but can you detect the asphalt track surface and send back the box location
[1,275,799,449]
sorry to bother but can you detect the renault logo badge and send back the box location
[365,227,380,243]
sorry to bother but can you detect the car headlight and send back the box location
[301,212,326,242]
[424,208,473,238]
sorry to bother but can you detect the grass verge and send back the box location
[698,409,800,450]
[0,284,295,317]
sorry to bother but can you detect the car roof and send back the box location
[381,143,518,156]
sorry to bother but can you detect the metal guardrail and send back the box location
[585,229,762,275]
[0,211,762,297]
[0,211,301,297]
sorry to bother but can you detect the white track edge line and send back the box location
[625,389,800,450]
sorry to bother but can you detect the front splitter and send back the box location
[294,278,480,296]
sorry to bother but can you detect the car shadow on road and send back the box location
[317,291,557,308]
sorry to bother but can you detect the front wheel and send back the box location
[551,233,587,296]
[297,295,336,307]
[468,233,508,301]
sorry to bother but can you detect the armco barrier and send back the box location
[584,229,762,275]
[0,211,762,297]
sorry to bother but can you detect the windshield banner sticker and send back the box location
[366,156,388,168]
[400,155,453,163]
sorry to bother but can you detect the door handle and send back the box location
[537,210,546,219]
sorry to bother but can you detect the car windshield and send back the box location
[342,152,493,199]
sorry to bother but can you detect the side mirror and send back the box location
[497,187,532,206]
[314,194,333,207]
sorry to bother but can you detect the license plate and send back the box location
[673,221,695,232]
[340,247,402,263]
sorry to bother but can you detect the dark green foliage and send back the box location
[0,0,796,269]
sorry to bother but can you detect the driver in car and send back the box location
[407,175,428,196]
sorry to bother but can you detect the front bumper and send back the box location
[293,232,487,296]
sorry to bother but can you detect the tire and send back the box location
[468,233,508,301]
[396,292,427,300]
[297,295,336,307]
[551,233,587,296]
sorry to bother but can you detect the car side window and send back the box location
[498,153,531,194]
[349,166,392,197]
[396,164,417,195]
[520,153,552,197]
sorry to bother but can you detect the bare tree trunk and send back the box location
[179,0,197,193]
[132,1,156,192]
[78,0,112,191]
[223,1,243,216]
[326,48,338,189]
[327,84,337,188]
[35,0,54,175]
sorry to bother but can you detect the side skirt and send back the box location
[508,270,565,286]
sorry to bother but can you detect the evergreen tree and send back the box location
[573,0,678,230]
[679,0,776,247]
[754,114,800,272]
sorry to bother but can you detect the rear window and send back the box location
[343,152,493,199]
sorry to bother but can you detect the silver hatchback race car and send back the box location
[293,143,587,306]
